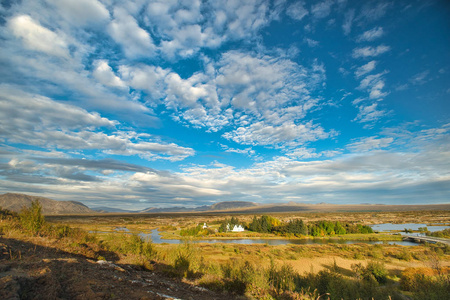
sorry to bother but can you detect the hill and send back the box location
[0,193,94,215]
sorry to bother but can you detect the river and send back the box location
[139,228,418,246]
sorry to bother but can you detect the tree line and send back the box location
[227,215,373,236]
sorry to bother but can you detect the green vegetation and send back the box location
[426,228,450,238]
[180,224,204,236]
[274,218,308,235]
[247,215,373,237]
[19,199,46,235]
[248,215,281,233]
[352,261,388,284]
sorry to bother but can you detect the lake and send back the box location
[139,229,418,246]
[370,223,449,235]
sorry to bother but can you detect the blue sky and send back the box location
[0,0,449,210]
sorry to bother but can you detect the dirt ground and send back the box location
[0,237,239,300]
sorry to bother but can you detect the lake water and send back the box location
[139,229,418,246]
[370,223,449,234]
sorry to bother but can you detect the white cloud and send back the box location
[119,64,169,101]
[145,0,273,58]
[355,60,376,78]
[358,71,388,99]
[8,15,70,58]
[221,144,255,156]
[157,51,327,138]
[0,85,194,161]
[0,84,115,129]
[108,8,155,58]
[342,9,355,35]
[311,0,333,19]
[2,122,449,207]
[347,136,393,152]
[359,2,391,22]
[47,0,110,26]
[93,60,127,89]
[352,45,390,58]
[223,121,331,148]
[286,1,308,21]
[286,147,320,159]
[410,70,430,85]
[165,72,212,109]
[305,38,319,47]
[215,51,316,120]
[353,103,386,124]
[357,27,384,42]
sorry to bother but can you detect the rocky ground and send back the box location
[0,237,236,300]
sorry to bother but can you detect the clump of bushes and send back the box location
[400,267,450,300]
[180,224,204,236]
[102,233,156,260]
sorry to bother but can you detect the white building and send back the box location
[231,225,245,232]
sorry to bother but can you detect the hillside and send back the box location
[0,193,94,215]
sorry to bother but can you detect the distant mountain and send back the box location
[92,206,137,213]
[140,205,211,213]
[210,201,258,211]
[140,201,258,213]
[0,193,94,215]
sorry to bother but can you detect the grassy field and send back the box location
[1,205,449,299]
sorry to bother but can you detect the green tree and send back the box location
[335,221,346,235]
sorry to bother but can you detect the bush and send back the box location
[353,261,388,284]
[396,248,412,261]
[400,268,450,300]
[19,200,45,235]
[267,261,298,293]
[0,207,18,220]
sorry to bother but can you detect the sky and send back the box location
[0,0,449,210]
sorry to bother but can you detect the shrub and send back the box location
[267,261,298,293]
[400,267,450,300]
[352,261,388,284]
[396,248,412,261]
[19,200,45,235]
[220,259,257,295]
[0,207,18,220]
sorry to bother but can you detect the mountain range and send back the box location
[2,193,449,215]
[0,193,94,215]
